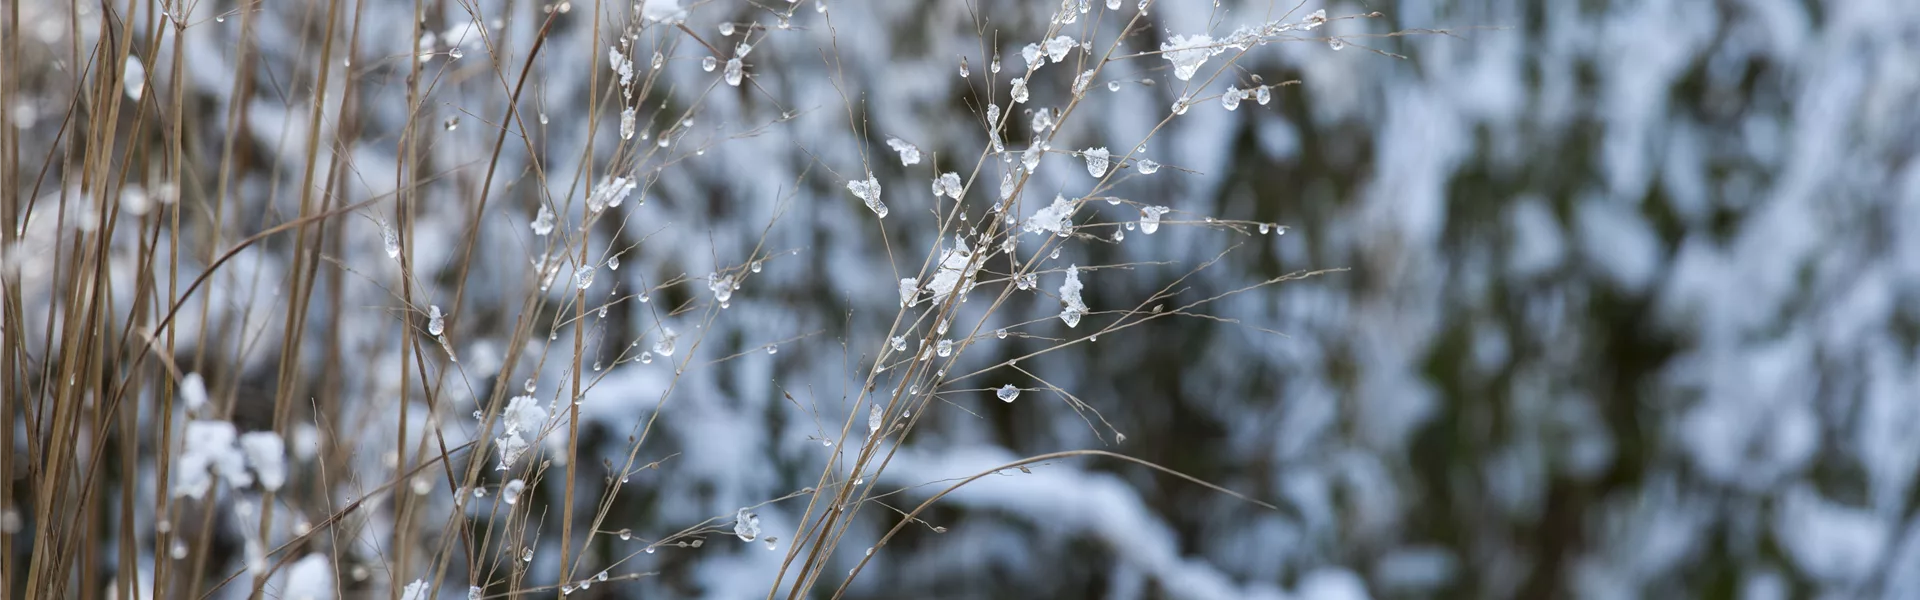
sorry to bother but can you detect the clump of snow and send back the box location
[1059,265,1086,328]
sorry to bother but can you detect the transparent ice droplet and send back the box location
[724,58,743,86]
[702,56,717,71]
[996,328,1009,339]
[733,508,761,542]
[996,385,1020,402]
[574,266,596,290]
[936,339,953,357]
[1139,206,1169,234]
[1221,88,1241,111]
[1136,158,1160,174]
[1083,147,1109,178]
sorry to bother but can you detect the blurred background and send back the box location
[8,0,1920,598]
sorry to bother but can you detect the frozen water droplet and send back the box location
[936,339,953,357]
[702,56,717,71]
[997,385,1020,402]
[890,336,907,352]
[719,22,735,36]
[382,222,401,258]
[1140,206,1169,234]
[958,56,970,78]
[524,378,537,393]
[1136,158,1160,174]
[619,529,632,540]
[729,507,760,542]
[444,116,459,131]
[1108,80,1121,92]
[1083,147,1109,178]
[1010,77,1029,104]
[427,305,445,336]
[995,328,1009,339]
[502,479,526,504]
[751,260,764,273]
[620,106,637,140]
[724,58,743,86]
[523,548,534,562]
[574,266,596,290]
[767,345,777,354]
[609,254,621,270]
[1328,38,1346,51]
[651,51,664,69]
[849,176,886,218]
[1172,95,1191,115]
[1222,88,1241,111]
[868,403,883,434]
[1256,86,1271,105]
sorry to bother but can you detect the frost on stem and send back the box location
[588,175,636,213]
[1021,43,1044,70]
[381,220,401,259]
[849,175,887,218]
[497,395,548,470]
[927,237,983,301]
[1043,35,1077,63]
[899,278,920,307]
[734,508,761,542]
[887,137,922,166]
[1083,147,1110,178]
[1059,264,1087,328]
[610,46,635,88]
[652,327,679,356]
[932,172,963,199]
[1024,195,1076,237]
[574,265,596,290]
[531,203,556,236]
[1161,34,1221,81]
[708,272,735,304]
[1139,205,1170,234]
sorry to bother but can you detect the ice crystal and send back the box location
[849,176,887,218]
[734,508,761,542]
[1043,36,1076,63]
[1023,195,1076,237]
[886,137,922,166]
[1160,34,1218,81]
